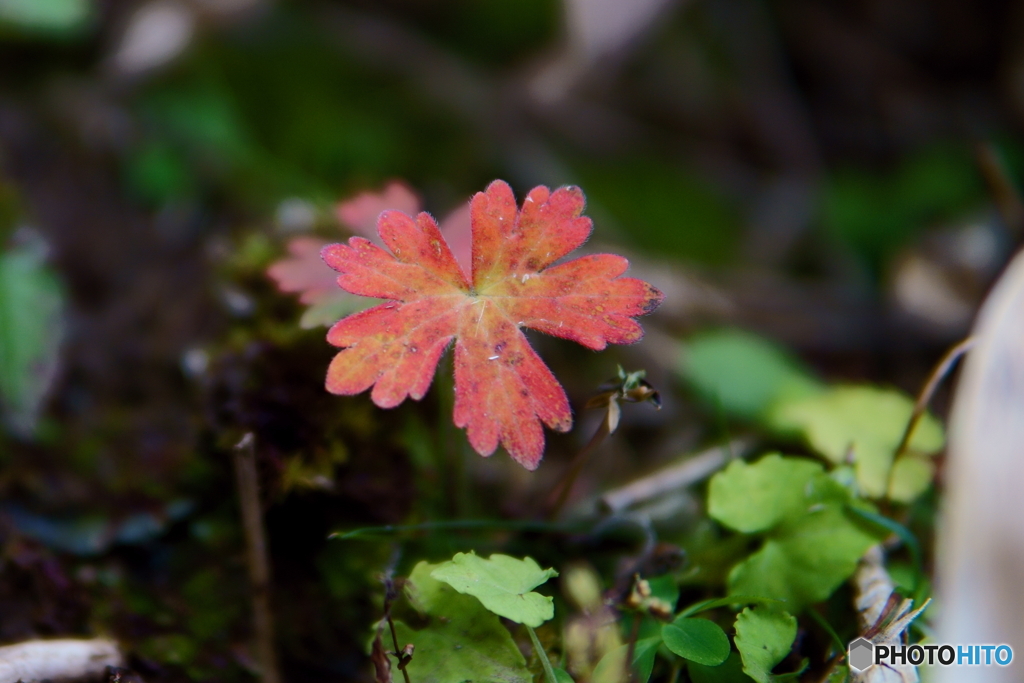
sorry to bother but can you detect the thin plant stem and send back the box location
[386,615,411,683]
[624,612,641,683]
[975,141,1024,235]
[526,625,558,683]
[546,418,611,520]
[807,607,846,658]
[892,336,975,460]
[233,434,282,683]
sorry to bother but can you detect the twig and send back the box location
[892,336,975,461]
[233,433,282,683]
[600,439,751,513]
[385,616,411,683]
[379,560,412,683]
[547,368,662,520]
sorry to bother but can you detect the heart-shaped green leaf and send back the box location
[662,618,731,666]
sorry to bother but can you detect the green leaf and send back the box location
[727,506,884,611]
[662,618,730,666]
[0,241,64,439]
[688,652,755,683]
[887,455,935,503]
[553,668,575,683]
[681,330,821,420]
[708,454,850,533]
[733,606,797,683]
[0,0,91,32]
[430,552,558,627]
[767,385,944,498]
[592,637,661,683]
[394,561,531,683]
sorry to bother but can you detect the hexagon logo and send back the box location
[848,637,874,672]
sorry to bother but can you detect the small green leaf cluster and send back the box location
[709,454,886,611]
[0,236,64,440]
[682,329,945,503]
[365,329,945,682]
[385,552,805,683]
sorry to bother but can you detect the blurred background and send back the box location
[0,0,1022,681]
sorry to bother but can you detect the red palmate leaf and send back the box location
[267,236,340,305]
[321,180,663,469]
[267,181,472,328]
[335,180,422,240]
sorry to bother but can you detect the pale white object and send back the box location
[0,638,122,683]
[599,440,749,513]
[110,0,195,75]
[532,0,677,101]
[563,0,673,63]
[935,250,1024,682]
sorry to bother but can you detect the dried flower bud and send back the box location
[646,598,673,621]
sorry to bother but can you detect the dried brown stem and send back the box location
[546,417,611,520]
[975,141,1024,236]
[233,433,282,683]
[892,336,975,461]
[385,608,411,683]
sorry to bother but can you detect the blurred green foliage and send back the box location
[404,0,559,67]
[823,145,984,267]
[0,0,92,35]
[709,455,886,610]
[680,329,821,421]
[578,158,739,263]
[0,236,64,439]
